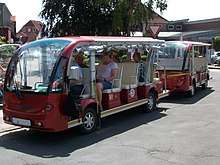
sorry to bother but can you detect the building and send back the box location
[0,3,17,43]
[17,20,43,44]
[157,18,220,43]
[144,12,220,43]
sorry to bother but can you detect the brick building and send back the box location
[0,3,17,43]
[144,12,220,43]
[157,18,220,43]
[17,20,43,44]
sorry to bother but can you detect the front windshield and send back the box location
[5,40,70,93]
[158,42,187,59]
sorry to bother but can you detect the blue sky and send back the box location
[2,0,219,32]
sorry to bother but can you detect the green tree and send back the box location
[40,0,167,37]
[213,36,220,51]
[0,36,6,45]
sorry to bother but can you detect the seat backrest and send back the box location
[194,57,207,72]
[121,62,139,85]
[116,63,123,79]
[81,68,90,95]
[113,63,123,88]
[158,58,186,70]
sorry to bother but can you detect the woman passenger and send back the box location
[96,51,118,110]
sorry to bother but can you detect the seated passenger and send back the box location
[64,53,84,117]
[69,54,84,95]
[133,51,146,82]
[74,51,88,68]
[109,50,122,63]
[53,53,83,94]
[96,51,118,110]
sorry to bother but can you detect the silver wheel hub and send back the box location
[191,86,194,95]
[148,96,154,109]
[84,112,94,130]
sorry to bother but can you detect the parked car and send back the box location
[211,51,220,63]
[216,55,220,65]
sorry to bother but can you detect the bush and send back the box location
[213,36,220,51]
[121,55,127,61]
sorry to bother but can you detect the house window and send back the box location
[176,25,182,30]
[27,28,31,32]
[33,28,36,32]
[22,28,26,32]
[168,25,174,30]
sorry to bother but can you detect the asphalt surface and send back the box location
[0,66,220,165]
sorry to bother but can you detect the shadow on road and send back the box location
[0,106,168,158]
[160,87,214,104]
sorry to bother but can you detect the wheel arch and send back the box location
[148,87,158,99]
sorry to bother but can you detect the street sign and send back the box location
[147,24,162,38]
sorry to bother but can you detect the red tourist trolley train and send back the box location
[2,36,170,133]
[156,41,211,97]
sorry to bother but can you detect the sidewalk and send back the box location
[0,107,20,133]
[208,64,220,69]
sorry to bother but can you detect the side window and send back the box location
[52,58,68,92]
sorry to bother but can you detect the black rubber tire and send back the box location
[80,107,98,134]
[145,92,157,113]
[201,80,208,90]
[187,84,195,97]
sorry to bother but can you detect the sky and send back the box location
[1,0,42,32]
[159,0,220,21]
[1,0,220,32]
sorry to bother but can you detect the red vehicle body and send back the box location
[3,36,169,133]
[157,41,211,96]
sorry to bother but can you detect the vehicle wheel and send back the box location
[202,80,208,90]
[80,107,98,134]
[187,84,195,97]
[144,92,157,113]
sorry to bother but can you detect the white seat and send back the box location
[103,63,123,94]
[121,62,139,89]
[79,68,91,99]
[194,57,207,72]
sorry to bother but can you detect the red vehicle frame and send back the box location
[3,36,169,133]
[156,41,211,97]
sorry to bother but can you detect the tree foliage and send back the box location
[40,0,167,37]
[213,36,220,51]
[0,36,6,45]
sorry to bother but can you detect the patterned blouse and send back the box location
[138,60,146,82]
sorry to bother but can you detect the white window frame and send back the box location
[176,25,182,31]
[168,25,174,30]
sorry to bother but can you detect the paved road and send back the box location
[0,69,220,165]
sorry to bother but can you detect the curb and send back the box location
[0,109,21,133]
[208,64,220,69]
[0,125,21,133]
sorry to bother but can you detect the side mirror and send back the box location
[69,66,80,80]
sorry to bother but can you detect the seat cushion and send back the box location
[121,84,138,89]
[103,88,121,94]
[103,89,112,94]
[138,82,145,86]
